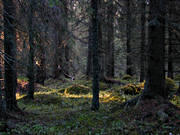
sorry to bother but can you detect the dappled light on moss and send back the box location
[3,78,180,135]
[165,77,178,92]
[65,84,91,94]
[121,83,142,95]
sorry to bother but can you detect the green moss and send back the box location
[34,94,63,104]
[121,75,132,81]
[64,84,91,94]
[165,77,178,93]
[121,83,141,95]
[17,76,28,82]
[174,74,180,81]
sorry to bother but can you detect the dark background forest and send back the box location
[0,0,180,134]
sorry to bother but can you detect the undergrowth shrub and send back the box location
[64,84,90,94]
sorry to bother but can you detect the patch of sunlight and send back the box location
[16,93,26,100]
[34,89,59,95]
[63,93,93,99]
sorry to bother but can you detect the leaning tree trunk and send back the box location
[91,0,100,111]
[140,0,146,82]
[3,0,18,110]
[143,0,166,98]
[27,0,35,99]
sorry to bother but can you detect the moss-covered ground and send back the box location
[1,78,180,135]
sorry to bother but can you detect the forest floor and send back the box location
[1,77,180,135]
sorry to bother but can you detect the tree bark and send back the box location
[62,0,70,76]
[27,0,35,99]
[86,22,93,78]
[91,0,100,111]
[0,60,5,115]
[35,33,46,85]
[126,0,133,76]
[106,0,115,78]
[53,1,69,79]
[140,0,146,82]
[143,0,166,98]
[3,0,18,110]
[168,2,174,79]
[98,0,105,80]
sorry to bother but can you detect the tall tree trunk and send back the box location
[168,2,173,79]
[106,0,115,78]
[168,28,173,79]
[53,30,61,79]
[3,0,18,110]
[0,60,5,115]
[143,0,166,98]
[86,22,93,78]
[126,0,133,76]
[91,0,100,111]
[62,0,70,76]
[35,34,46,85]
[98,0,105,80]
[53,1,69,79]
[27,0,35,99]
[140,0,146,82]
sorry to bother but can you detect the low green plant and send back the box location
[64,84,90,94]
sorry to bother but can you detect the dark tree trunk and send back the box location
[3,0,18,110]
[168,2,173,79]
[27,0,35,99]
[53,1,69,79]
[0,61,5,115]
[168,28,173,79]
[140,0,146,82]
[62,0,70,76]
[98,0,105,81]
[91,0,100,111]
[53,30,61,79]
[106,0,115,78]
[86,22,93,78]
[35,35,46,85]
[143,0,166,98]
[126,0,133,76]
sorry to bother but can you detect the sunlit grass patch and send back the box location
[12,78,180,135]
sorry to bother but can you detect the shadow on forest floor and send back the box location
[1,78,180,135]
